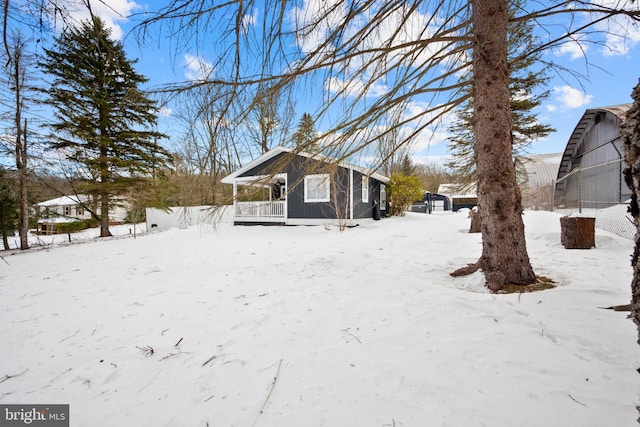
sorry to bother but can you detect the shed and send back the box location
[554,104,631,210]
[221,146,390,225]
[437,183,477,211]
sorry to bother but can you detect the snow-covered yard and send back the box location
[1,211,638,426]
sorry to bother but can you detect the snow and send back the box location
[36,195,90,207]
[1,210,638,426]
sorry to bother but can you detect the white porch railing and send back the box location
[235,201,285,220]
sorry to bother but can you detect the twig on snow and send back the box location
[568,393,586,406]
[202,355,217,367]
[253,359,283,426]
[0,369,28,383]
[136,345,154,357]
[160,350,190,361]
[174,337,183,347]
[0,254,8,265]
[342,328,362,343]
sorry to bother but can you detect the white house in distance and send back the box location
[35,194,128,235]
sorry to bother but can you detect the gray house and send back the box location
[554,104,631,210]
[221,146,389,225]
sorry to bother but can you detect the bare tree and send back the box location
[0,32,34,249]
[172,83,243,205]
[8,34,30,249]
[375,102,416,177]
[248,83,294,154]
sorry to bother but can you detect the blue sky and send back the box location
[10,0,640,168]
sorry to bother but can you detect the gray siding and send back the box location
[239,152,385,220]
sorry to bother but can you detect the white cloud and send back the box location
[183,54,214,81]
[557,39,588,60]
[412,153,450,167]
[601,24,640,56]
[289,1,461,100]
[288,0,347,54]
[324,76,388,97]
[242,8,259,31]
[62,0,139,40]
[553,85,593,109]
[595,1,640,56]
[159,107,173,117]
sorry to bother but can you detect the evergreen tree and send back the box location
[39,17,172,237]
[291,113,317,151]
[446,0,555,184]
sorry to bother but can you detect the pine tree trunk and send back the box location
[471,0,536,291]
[100,191,111,237]
[621,78,640,344]
[99,139,112,238]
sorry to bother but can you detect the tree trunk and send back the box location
[13,49,29,250]
[0,206,9,250]
[100,190,111,237]
[621,78,640,344]
[471,0,536,291]
[18,119,29,250]
[99,142,112,238]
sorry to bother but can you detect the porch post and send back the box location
[232,180,237,217]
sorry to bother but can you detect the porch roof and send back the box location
[221,146,390,185]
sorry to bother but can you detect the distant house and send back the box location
[35,194,128,235]
[221,146,389,225]
[437,183,478,211]
[515,153,562,210]
[554,104,632,210]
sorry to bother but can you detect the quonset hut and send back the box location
[554,104,631,210]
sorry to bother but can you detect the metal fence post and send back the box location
[578,168,582,214]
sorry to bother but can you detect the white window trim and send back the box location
[304,174,331,203]
[362,176,369,202]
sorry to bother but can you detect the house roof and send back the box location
[36,194,89,207]
[221,146,390,184]
[437,183,477,198]
[557,104,631,180]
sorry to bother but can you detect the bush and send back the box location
[388,173,424,216]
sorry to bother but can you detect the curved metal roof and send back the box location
[516,153,562,188]
[556,104,631,180]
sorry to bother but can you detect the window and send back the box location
[380,184,387,210]
[76,205,84,216]
[64,206,71,216]
[304,174,330,202]
[361,176,369,202]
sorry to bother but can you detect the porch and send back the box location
[234,200,286,223]
[230,173,288,224]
